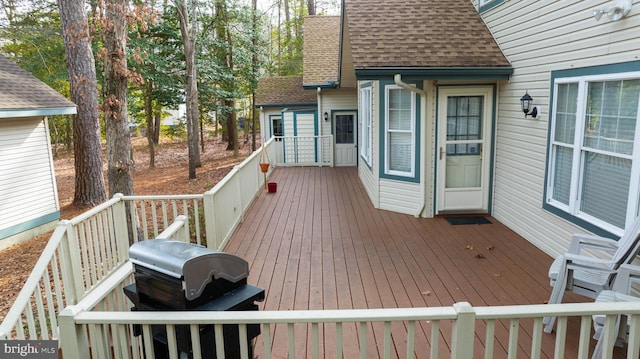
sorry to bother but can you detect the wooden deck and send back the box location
[224,167,616,358]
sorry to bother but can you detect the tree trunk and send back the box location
[307,0,315,15]
[103,0,134,198]
[251,0,257,152]
[58,0,107,207]
[220,1,238,156]
[145,80,155,169]
[176,0,200,179]
[153,102,161,144]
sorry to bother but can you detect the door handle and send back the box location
[440,147,444,160]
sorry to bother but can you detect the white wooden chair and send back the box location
[591,264,640,359]
[543,217,640,333]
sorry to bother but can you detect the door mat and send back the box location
[445,216,491,225]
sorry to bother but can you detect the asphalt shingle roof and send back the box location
[256,76,317,107]
[343,0,511,69]
[303,16,341,87]
[0,55,76,112]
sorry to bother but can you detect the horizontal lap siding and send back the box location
[0,118,58,234]
[379,179,421,215]
[358,81,378,208]
[320,89,357,137]
[482,0,640,257]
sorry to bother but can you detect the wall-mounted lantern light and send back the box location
[520,91,539,119]
[594,0,632,21]
[324,112,329,121]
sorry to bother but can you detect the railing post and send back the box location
[203,190,217,250]
[112,193,132,255]
[178,215,190,242]
[451,302,476,359]
[58,305,89,358]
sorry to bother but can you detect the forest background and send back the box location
[0,0,339,205]
[0,0,338,318]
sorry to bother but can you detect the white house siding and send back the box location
[0,117,59,241]
[319,88,357,137]
[379,179,422,215]
[479,0,640,257]
[260,108,283,142]
[358,81,379,207]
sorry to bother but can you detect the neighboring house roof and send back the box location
[343,0,512,76]
[0,54,76,118]
[303,16,341,88]
[256,76,317,108]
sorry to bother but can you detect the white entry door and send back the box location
[436,87,493,213]
[334,113,357,166]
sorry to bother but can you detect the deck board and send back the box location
[224,167,623,358]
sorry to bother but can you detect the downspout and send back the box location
[317,87,323,166]
[259,106,265,141]
[394,74,428,218]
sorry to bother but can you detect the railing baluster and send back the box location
[190,324,202,359]
[530,318,543,359]
[239,323,249,359]
[628,314,640,358]
[34,282,48,339]
[484,319,495,358]
[507,319,518,359]
[165,324,178,359]
[577,315,592,359]
[214,323,226,359]
[406,320,415,359]
[383,321,391,359]
[336,322,343,359]
[312,322,319,359]
[263,323,272,359]
[161,200,168,228]
[142,324,155,358]
[288,323,295,359]
[359,322,367,359]
[554,316,568,359]
[430,320,439,359]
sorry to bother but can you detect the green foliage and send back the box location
[162,121,187,139]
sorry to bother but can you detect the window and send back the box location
[385,85,415,177]
[547,71,640,233]
[360,86,372,166]
[271,116,283,141]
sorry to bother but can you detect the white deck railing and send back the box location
[274,135,333,167]
[0,139,278,341]
[3,137,640,358]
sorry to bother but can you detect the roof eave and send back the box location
[302,81,339,90]
[0,106,77,119]
[355,67,514,80]
[256,102,318,109]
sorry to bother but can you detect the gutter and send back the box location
[394,74,427,218]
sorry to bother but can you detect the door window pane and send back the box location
[335,115,354,144]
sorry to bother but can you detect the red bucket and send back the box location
[268,182,277,193]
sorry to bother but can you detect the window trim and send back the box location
[359,85,373,167]
[478,0,503,13]
[384,84,416,178]
[545,64,640,237]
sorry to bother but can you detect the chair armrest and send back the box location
[563,253,617,272]
[568,233,619,255]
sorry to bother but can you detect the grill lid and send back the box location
[129,239,249,301]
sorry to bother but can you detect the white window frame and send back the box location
[384,85,416,177]
[359,86,372,166]
[547,71,640,235]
